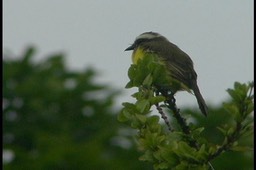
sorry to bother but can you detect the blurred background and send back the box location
[3,1,253,169]
[4,0,253,107]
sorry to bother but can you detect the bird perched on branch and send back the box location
[125,32,208,116]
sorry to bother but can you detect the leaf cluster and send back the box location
[118,55,254,170]
[125,54,189,93]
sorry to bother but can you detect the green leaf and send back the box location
[142,74,153,86]
[227,127,235,136]
[226,88,242,102]
[139,150,154,162]
[217,126,227,135]
[154,161,169,170]
[125,81,134,88]
[135,114,147,124]
[149,95,166,105]
[245,102,254,116]
[240,124,253,137]
[117,109,130,122]
[131,91,140,98]
[230,146,253,152]
[160,148,179,167]
[146,115,160,125]
[175,142,198,161]
[136,99,150,113]
[131,118,141,129]
[223,103,240,120]
[142,132,165,148]
[191,127,205,137]
[127,64,136,79]
[208,146,217,155]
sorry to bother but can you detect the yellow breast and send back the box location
[132,47,145,64]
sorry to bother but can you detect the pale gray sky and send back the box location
[4,0,254,109]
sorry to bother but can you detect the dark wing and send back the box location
[143,40,197,89]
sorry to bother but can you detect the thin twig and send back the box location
[159,90,215,170]
[155,103,173,132]
[164,93,198,148]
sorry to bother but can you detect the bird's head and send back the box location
[125,32,167,51]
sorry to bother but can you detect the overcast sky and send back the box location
[4,0,254,109]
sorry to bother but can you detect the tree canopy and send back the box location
[3,47,253,170]
[3,47,152,170]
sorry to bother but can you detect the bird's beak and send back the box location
[125,44,135,51]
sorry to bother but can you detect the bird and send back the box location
[125,32,208,116]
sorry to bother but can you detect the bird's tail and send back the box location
[192,82,208,116]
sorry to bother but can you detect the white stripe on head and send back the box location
[135,32,162,40]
